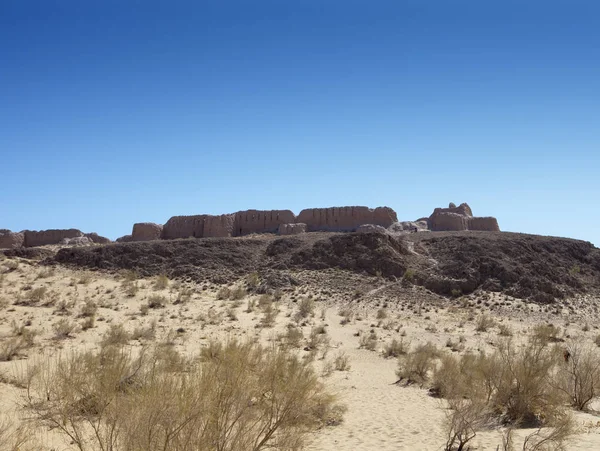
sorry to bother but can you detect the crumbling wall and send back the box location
[468,217,500,232]
[162,215,208,240]
[428,213,469,231]
[296,206,397,232]
[0,230,25,249]
[278,223,307,235]
[234,210,296,236]
[131,223,163,241]
[204,214,236,238]
[85,233,111,244]
[23,229,83,247]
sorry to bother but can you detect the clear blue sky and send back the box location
[1,1,599,244]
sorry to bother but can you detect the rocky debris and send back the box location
[278,223,307,235]
[296,206,398,232]
[116,235,133,243]
[50,231,600,303]
[23,229,84,247]
[60,236,93,246]
[131,223,163,241]
[0,229,25,249]
[428,202,500,232]
[356,224,388,234]
[85,233,111,244]
[388,221,429,233]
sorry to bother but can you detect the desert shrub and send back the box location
[298,297,315,319]
[281,324,304,348]
[131,321,157,342]
[175,287,194,304]
[376,308,388,320]
[147,295,167,309]
[0,417,31,451]
[230,286,247,301]
[246,272,260,289]
[553,342,600,410]
[79,299,98,318]
[402,268,415,284]
[358,331,378,351]
[498,324,513,337]
[216,287,231,300]
[307,326,330,351]
[396,342,439,386]
[0,337,29,361]
[532,324,562,344]
[25,340,344,451]
[475,314,495,332]
[333,351,351,371]
[443,398,492,451]
[81,316,95,331]
[27,287,47,304]
[78,273,93,285]
[121,269,139,281]
[123,281,139,297]
[101,324,131,347]
[339,308,354,325]
[153,274,169,290]
[260,302,278,328]
[52,319,77,339]
[383,338,409,358]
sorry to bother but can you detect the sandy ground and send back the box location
[2,253,600,450]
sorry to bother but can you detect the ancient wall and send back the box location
[296,206,398,232]
[468,217,500,232]
[131,223,163,241]
[278,223,306,235]
[431,202,473,218]
[23,229,83,247]
[428,202,500,232]
[234,210,296,236]
[0,230,25,249]
[204,214,236,238]
[85,233,111,244]
[428,212,469,231]
[161,215,208,240]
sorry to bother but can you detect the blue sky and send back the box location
[1,1,599,244]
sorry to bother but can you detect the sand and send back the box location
[2,254,600,450]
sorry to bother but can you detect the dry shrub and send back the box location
[396,342,439,386]
[131,321,157,342]
[153,274,169,290]
[281,324,304,348]
[147,294,167,309]
[443,398,493,451]
[53,318,77,339]
[101,324,131,347]
[358,330,378,351]
[79,299,98,318]
[298,297,315,319]
[333,351,351,371]
[532,324,562,344]
[433,337,577,450]
[25,340,344,451]
[0,417,32,451]
[383,338,409,358]
[217,286,231,300]
[475,314,495,332]
[553,342,600,410]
